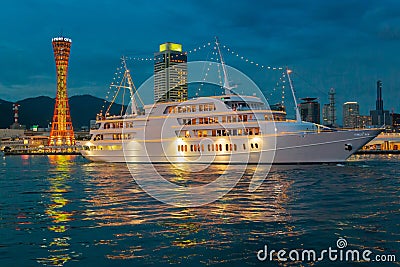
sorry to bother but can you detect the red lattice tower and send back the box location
[49,37,75,146]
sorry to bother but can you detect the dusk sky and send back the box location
[1,0,399,120]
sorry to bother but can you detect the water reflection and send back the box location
[37,156,77,266]
[82,163,294,263]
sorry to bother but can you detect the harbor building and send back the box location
[299,97,320,124]
[322,88,336,126]
[154,42,188,103]
[370,80,390,126]
[343,102,359,128]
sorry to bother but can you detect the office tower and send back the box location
[299,97,320,124]
[370,80,390,126]
[154,42,187,103]
[343,102,359,128]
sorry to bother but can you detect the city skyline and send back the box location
[0,1,399,120]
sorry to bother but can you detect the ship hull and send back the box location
[80,129,381,164]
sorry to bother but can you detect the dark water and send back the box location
[0,154,399,266]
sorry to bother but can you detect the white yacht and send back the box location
[80,42,382,164]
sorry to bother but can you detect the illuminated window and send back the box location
[208,144,211,151]
[219,144,222,151]
[234,144,237,151]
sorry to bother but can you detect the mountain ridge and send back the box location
[0,95,124,129]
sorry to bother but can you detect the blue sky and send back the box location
[0,0,399,119]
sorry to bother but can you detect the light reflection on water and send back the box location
[0,155,398,266]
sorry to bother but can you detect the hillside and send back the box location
[0,95,125,129]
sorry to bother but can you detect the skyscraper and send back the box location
[49,36,75,146]
[343,102,359,128]
[322,88,336,126]
[299,97,320,124]
[370,80,390,126]
[154,42,187,103]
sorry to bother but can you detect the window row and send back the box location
[177,142,260,152]
[166,103,216,114]
[177,128,260,138]
[181,114,254,125]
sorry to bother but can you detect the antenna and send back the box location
[286,68,301,122]
[215,37,234,95]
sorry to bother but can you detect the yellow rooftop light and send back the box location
[159,42,182,52]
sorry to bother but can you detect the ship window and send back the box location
[232,129,237,136]
[212,130,216,137]
[254,128,260,135]
[212,144,215,151]
[219,144,222,151]
[214,117,219,123]
[181,145,184,151]
[185,145,187,152]
[199,118,204,124]
[191,118,196,125]
[234,144,237,151]
[185,131,190,138]
[202,130,207,137]
[227,116,232,123]
[232,116,237,122]
[230,144,233,151]
[199,105,203,111]
[255,143,259,149]
[249,129,253,135]
[208,144,211,151]
[194,145,197,152]
[222,116,226,123]
[190,145,193,152]
[243,143,246,150]
[251,143,254,149]
[226,144,229,151]
[201,144,204,151]
[192,106,196,112]
[178,145,180,152]
[215,144,219,151]
[238,129,243,135]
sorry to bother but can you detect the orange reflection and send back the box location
[37,155,76,266]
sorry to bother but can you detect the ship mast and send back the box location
[215,37,234,95]
[106,57,143,117]
[286,68,301,122]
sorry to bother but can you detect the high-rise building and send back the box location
[299,97,320,124]
[370,80,390,126]
[49,36,75,146]
[322,88,336,126]
[343,102,359,128]
[154,42,187,103]
[355,115,372,129]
